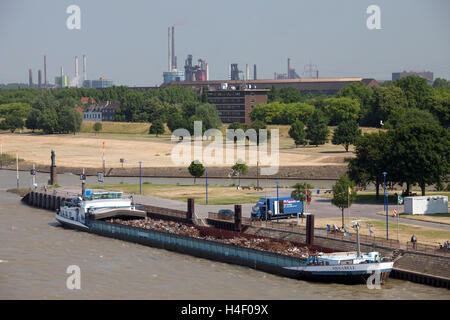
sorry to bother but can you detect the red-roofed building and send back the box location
[81,97,96,104]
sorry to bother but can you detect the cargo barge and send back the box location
[55,191,393,284]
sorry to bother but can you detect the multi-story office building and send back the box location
[207,85,268,124]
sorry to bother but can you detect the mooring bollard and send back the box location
[306,214,315,245]
[187,198,194,222]
[234,205,242,232]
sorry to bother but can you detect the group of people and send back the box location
[441,241,450,250]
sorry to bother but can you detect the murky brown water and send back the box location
[0,171,449,299]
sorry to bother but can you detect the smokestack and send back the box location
[246,64,250,81]
[44,55,47,88]
[83,55,87,81]
[171,26,175,71]
[174,56,177,70]
[168,27,172,72]
[75,56,79,87]
[316,70,319,79]
[38,70,42,89]
[254,64,257,80]
[287,58,290,79]
[29,69,33,88]
[206,63,209,81]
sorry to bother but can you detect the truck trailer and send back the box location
[251,197,303,220]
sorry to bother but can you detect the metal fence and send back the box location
[87,219,307,268]
[324,230,400,249]
[406,241,450,257]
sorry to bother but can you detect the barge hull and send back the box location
[85,220,391,285]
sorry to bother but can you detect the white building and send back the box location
[404,196,448,215]
[83,101,120,122]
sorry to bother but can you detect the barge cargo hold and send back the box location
[64,218,391,284]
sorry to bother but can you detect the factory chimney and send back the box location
[206,63,209,81]
[287,58,291,79]
[171,26,175,70]
[83,55,87,81]
[38,70,42,89]
[168,27,172,72]
[75,56,79,87]
[29,69,33,88]
[246,64,250,81]
[254,64,257,80]
[44,55,47,88]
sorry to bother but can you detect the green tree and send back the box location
[332,120,362,152]
[59,106,82,134]
[25,109,42,133]
[433,78,450,89]
[249,120,269,145]
[167,110,186,133]
[385,107,439,130]
[231,161,249,185]
[38,107,59,134]
[2,112,24,133]
[368,86,408,126]
[347,132,392,199]
[331,174,357,229]
[188,160,205,184]
[291,182,314,212]
[93,122,102,135]
[289,120,307,147]
[322,97,360,125]
[306,110,330,146]
[195,103,222,130]
[278,87,302,103]
[393,75,432,109]
[389,122,450,195]
[149,119,165,136]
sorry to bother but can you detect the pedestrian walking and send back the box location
[411,234,417,250]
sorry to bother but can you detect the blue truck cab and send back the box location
[251,196,303,220]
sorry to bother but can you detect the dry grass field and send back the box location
[0,122,376,168]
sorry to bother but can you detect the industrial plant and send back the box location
[27,54,113,89]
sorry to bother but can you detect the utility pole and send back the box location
[16,150,19,188]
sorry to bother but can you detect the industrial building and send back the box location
[55,76,70,88]
[163,25,186,84]
[392,70,434,85]
[162,78,379,95]
[184,54,208,82]
[206,84,268,124]
[83,77,114,88]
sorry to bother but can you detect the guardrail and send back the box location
[248,220,307,234]
[406,241,450,257]
[325,230,400,249]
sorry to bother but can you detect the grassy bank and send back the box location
[6,187,30,197]
[88,183,264,205]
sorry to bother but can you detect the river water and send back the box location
[0,170,449,299]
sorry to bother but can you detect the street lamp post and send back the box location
[205,168,208,205]
[276,181,280,223]
[383,171,388,240]
[139,161,142,195]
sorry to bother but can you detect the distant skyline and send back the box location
[1,0,449,86]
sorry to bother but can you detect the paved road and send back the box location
[53,186,450,232]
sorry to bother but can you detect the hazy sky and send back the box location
[1,0,449,86]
